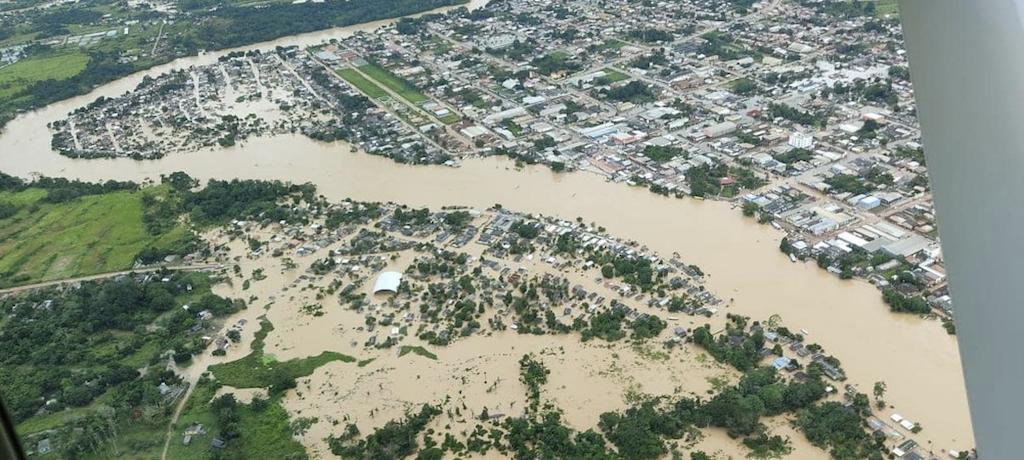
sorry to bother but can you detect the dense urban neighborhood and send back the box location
[48,0,950,327]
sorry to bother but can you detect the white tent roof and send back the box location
[372,271,402,294]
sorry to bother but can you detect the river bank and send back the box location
[0,132,973,452]
[0,0,973,452]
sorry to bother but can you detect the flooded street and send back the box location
[0,0,973,453]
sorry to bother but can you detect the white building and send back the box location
[372,271,403,294]
[788,131,815,149]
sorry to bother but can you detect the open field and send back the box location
[875,0,899,17]
[167,382,306,459]
[601,38,628,50]
[337,68,389,99]
[0,187,190,288]
[602,68,630,83]
[437,112,461,125]
[0,52,89,101]
[357,63,428,104]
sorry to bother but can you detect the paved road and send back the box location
[0,264,223,296]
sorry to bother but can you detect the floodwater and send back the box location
[0,0,973,454]
[0,131,976,453]
[201,224,803,459]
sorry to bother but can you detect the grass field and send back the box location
[398,345,438,360]
[12,271,220,439]
[337,68,389,99]
[875,0,899,17]
[438,112,461,125]
[357,63,428,104]
[210,319,355,388]
[601,38,628,50]
[168,381,306,459]
[0,51,90,102]
[601,68,630,83]
[16,397,107,435]
[0,188,191,288]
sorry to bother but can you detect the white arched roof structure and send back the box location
[372,271,402,294]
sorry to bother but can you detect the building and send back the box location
[372,271,403,294]
[771,357,792,370]
[788,131,814,149]
[703,121,738,138]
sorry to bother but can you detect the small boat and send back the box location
[789,254,797,263]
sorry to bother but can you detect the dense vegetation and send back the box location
[0,272,240,456]
[881,288,931,314]
[600,81,656,103]
[328,404,441,459]
[0,171,317,287]
[168,378,309,459]
[519,354,550,412]
[182,178,317,226]
[768,102,828,127]
[685,163,766,198]
[642,145,684,163]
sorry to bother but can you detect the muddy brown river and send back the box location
[0,0,973,454]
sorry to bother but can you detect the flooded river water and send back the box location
[0,0,973,453]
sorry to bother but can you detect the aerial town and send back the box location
[6,188,947,459]
[0,0,979,459]
[49,0,949,327]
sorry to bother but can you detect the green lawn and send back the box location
[438,112,461,125]
[875,0,899,17]
[0,51,90,102]
[0,188,191,288]
[337,68,389,99]
[601,39,628,50]
[357,63,428,104]
[210,319,355,388]
[601,68,630,83]
[548,50,570,60]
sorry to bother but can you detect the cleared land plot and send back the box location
[438,112,461,125]
[357,63,428,104]
[0,188,190,288]
[875,0,899,17]
[337,68,389,99]
[0,51,90,102]
[601,68,630,83]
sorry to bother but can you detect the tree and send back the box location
[873,381,887,408]
[742,201,759,217]
[267,370,297,396]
